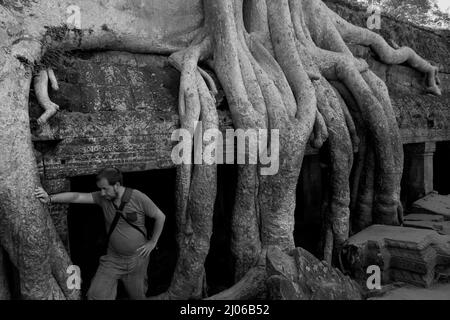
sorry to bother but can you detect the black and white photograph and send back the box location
[0,0,450,312]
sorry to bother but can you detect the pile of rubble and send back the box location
[341,192,450,291]
[404,192,450,236]
[266,193,450,300]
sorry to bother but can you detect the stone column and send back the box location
[404,142,436,204]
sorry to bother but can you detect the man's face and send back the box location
[97,177,119,200]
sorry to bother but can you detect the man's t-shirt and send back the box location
[92,189,159,256]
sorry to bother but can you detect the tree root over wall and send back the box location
[0,0,440,299]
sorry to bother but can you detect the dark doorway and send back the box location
[434,141,450,195]
[294,154,325,258]
[204,164,236,295]
[68,168,177,299]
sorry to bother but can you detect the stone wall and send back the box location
[30,53,183,180]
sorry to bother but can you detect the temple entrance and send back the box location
[434,141,450,195]
[68,169,177,299]
[68,165,237,298]
[294,154,326,258]
[204,164,236,295]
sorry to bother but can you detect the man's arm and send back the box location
[34,187,95,204]
[148,209,165,245]
[136,194,166,257]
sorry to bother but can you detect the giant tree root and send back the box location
[206,252,267,300]
[1,0,442,299]
[207,246,362,300]
[158,39,219,299]
[323,0,441,96]
[153,0,442,299]
[330,81,373,233]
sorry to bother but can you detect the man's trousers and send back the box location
[87,252,149,300]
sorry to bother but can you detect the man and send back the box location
[34,167,165,300]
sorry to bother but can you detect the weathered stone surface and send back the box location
[266,275,304,300]
[266,246,362,300]
[404,214,445,222]
[28,30,450,180]
[411,192,450,219]
[29,52,206,179]
[403,210,450,236]
[342,225,450,287]
[403,220,450,236]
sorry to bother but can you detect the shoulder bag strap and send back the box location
[106,188,133,243]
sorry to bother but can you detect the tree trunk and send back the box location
[0,52,75,299]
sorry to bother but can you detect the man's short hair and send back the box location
[96,167,123,186]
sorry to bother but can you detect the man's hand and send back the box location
[136,240,157,258]
[34,187,50,204]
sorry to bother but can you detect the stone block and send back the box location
[101,64,130,86]
[42,178,71,193]
[72,60,95,85]
[132,85,155,111]
[386,65,414,89]
[404,214,445,222]
[80,85,103,112]
[49,82,82,112]
[126,68,146,87]
[102,86,133,112]
[341,225,450,288]
[347,44,370,59]
[134,54,168,68]
[66,70,81,84]
[403,220,450,235]
[367,58,388,82]
[412,192,450,220]
[90,51,138,67]
[390,268,435,288]
[437,72,450,94]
